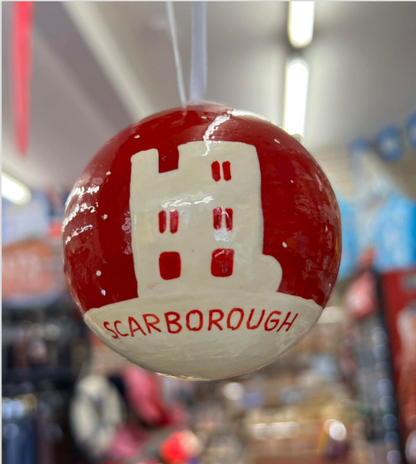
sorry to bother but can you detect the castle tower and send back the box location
[130,141,282,297]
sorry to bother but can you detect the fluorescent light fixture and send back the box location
[288,2,315,49]
[283,57,309,139]
[2,172,31,205]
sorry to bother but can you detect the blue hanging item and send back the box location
[349,137,372,156]
[348,132,416,272]
[373,195,416,271]
[338,195,358,280]
[376,125,403,162]
[349,138,372,180]
[406,112,416,150]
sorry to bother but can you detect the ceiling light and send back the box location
[2,172,31,205]
[288,2,315,49]
[283,57,309,139]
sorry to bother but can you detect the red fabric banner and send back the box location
[12,1,34,156]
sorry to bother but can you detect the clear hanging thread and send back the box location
[165,2,187,107]
[189,1,207,103]
[166,1,207,106]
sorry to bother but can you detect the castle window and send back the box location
[170,210,179,233]
[158,211,167,233]
[222,161,232,181]
[211,249,234,277]
[159,252,181,280]
[211,161,221,181]
[224,208,233,230]
[213,207,222,230]
[212,207,233,231]
[211,161,232,181]
[159,210,179,234]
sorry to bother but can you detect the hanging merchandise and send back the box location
[381,268,416,462]
[376,125,404,162]
[349,137,372,157]
[3,238,65,309]
[337,193,359,280]
[62,103,341,380]
[70,375,126,460]
[62,3,340,380]
[349,131,416,272]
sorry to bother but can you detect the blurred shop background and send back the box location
[2,2,416,464]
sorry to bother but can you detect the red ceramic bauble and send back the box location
[63,104,341,380]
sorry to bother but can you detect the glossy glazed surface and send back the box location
[84,290,322,380]
[63,105,341,314]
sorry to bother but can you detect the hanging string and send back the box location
[189,1,207,103]
[165,2,187,107]
[166,1,207,106]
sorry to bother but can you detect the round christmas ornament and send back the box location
[63,104,341,380]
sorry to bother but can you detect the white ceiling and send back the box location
[2,2,416,196]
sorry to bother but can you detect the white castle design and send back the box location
[130,141,282,297]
